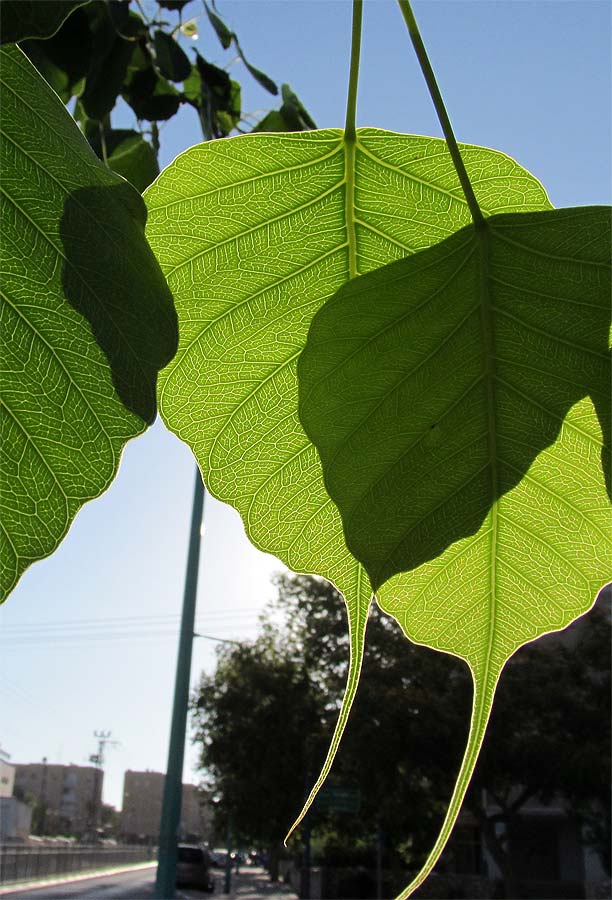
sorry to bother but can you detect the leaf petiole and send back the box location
[397,0,484,228]
[344,0,363,142]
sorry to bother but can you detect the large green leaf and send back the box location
[298,205,611,895]
[0,45,177,600]
[145,128,551,829]
[0,0,89,44]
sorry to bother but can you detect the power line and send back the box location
[0,627,256,649]
[0,607,263,631]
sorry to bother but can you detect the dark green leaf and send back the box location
[252,86,316,134]
[0,0,89,44]
[79,2,138,121]
[181,63,201,103]
[192,52,237,138]
[216,80,241,135]
[251,109,288,133]
[204,1,232,50]
[107,132,159,193]
[89,128,160,192]
[20,5,93,103]
[195,52,231,93]
[153,28,191,82]
[280,83,316,130]
[158,0,191,10]
[233,35,277,95]
[0,46,177,599]
[122,66,180,121]
[299,206,611,590]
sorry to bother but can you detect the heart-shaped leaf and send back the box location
[298,205,611,895]
[0,46,177,600]
[153,29,191,83]
[144,128,551,828]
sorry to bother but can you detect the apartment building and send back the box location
[120,770,210,842]
[13,762,102,838]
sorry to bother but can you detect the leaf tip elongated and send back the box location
[285,586,372,846]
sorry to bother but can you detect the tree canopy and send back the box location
[192,576,610,894]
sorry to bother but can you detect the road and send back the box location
[0,866,158,899]
[0,866,298,900]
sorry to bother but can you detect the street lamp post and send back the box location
[155,469,205,899]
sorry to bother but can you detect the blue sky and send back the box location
[1,0,610,812]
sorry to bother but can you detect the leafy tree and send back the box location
[194,575,610,895]
[466,592,612,891]
[192,638,323,881]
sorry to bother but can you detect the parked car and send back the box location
[210,848,229,868]
[176,844,215,892]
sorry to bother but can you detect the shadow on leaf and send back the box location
[60,182,178,423]
[299,206,611,590]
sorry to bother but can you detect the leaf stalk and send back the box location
[397,0,484,227]
[344,0,363,141]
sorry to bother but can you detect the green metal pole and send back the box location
[155,468,205,899]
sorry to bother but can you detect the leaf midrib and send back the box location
[475,222,499,705]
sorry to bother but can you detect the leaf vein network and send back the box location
[1,397,71,510]
[150,143,344,211]
[165,182,345,278]
[207,349,302,471]
[301,238,474,406]
[501,460,610,545]
[342,384,487,530]
[494,376,600,443]
[492,306,608,360]
[160,244,347,409]
[1,288,116,468]
[372,462,491,585]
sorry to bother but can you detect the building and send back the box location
[0,751,32,841]
[13,761,102,838]
[120,770,211,843]
[0,756,15,798]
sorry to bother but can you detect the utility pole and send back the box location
[40,757,48,835]
[155,469,205,899]
[89,730,117,840]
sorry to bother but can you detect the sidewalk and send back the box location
[223,866,298,900]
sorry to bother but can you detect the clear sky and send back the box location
[1,0,610,812]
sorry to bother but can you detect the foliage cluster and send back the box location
[193,575,611,895]
[4,0,314,193]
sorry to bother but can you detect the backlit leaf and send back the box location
[144,128,550,828]
[0,46,177,600]
[298,205,611,895]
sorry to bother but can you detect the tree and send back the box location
[465,591,612,890]
[192,638,324,881]
[194,575,610,896]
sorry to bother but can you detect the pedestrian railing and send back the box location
[0,844,155,885]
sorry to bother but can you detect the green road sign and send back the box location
[315,786,361,814]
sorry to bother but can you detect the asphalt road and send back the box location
[0,866,159,899]
[0,865,296,900]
